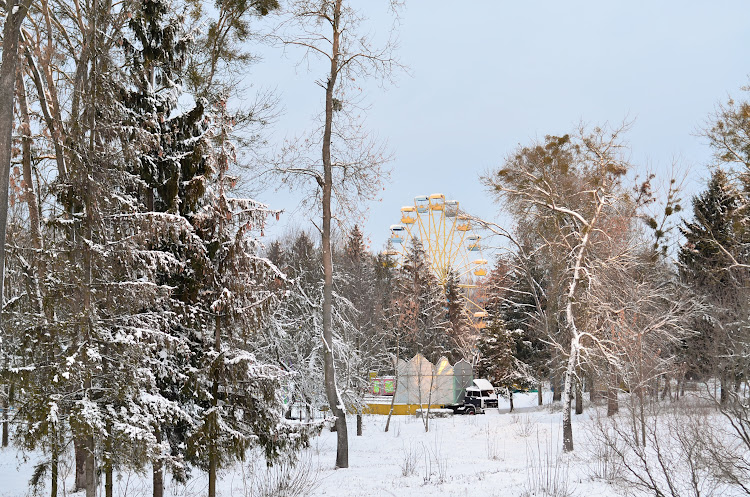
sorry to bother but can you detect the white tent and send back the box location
[393,354,471,405]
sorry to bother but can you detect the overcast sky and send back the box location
[249,1,750,252]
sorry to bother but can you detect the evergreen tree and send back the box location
[337,226,389,433]
[444,269,475,363]
[4,1,307,494]
[477,258,538,394]
[186,102,313,497]
[121,0,209,216]
[679,168,748,399]
[389,240,451,363]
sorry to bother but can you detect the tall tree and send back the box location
[3,0,305,494]
[679,169,747,401]
[270,0,399,468]
[337,226,388,435]
[388,239,452,363]
[483,126,640,452]
[0,0,32,331]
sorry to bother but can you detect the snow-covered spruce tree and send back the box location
[494,253,553,403]
[336,225,390,435]
[118,1,218,493]
[121,0,210,217]
[679,169,748,403]
[186,101,315,497]
[387,239,452,364]
[444,269,477,364]
[476,258,538,405]
[31,36,195,497]
[2,0,172,493]
[2,1,304,494]
[8,2,203,493]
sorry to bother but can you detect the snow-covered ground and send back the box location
[0,392,739,496]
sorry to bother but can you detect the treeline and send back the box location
[257,226,478,418]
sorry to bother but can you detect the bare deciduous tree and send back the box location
[0,0,32,325]
[482,124,664,452]
[268,0,400,468]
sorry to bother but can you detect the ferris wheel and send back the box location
[385,194,489,329]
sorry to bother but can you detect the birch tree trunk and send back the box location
[1,384,8,447]
[562,197,604,452]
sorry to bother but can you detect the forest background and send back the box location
[2,2,750,497]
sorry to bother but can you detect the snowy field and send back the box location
[0,392,744,496]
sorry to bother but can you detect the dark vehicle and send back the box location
[444,379,498,415]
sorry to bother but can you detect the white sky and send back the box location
[249,1,750,252]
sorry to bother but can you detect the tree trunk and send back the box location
[423,371,435,432]
[0,0,31,322]
[21,30,68,181]
[720,374,728,405]
[661,375,671,401]
[321,0,348,469]
[84,434,95,497]
[384,366,398,433]
[1,383,8,447]
[209,315,221,497]
[153,428,163,497]
[83,251,96,497]
[16,71,48,318]
[575,377,583,415]
[105,459,113,497]
[104,421,113,497]
[562,342,577,452]
[638,387,646,448]
[509,390,514,413]
[537,381,543,406]
[51,437,58,497]
[607,367,619,416]
[356,414,362,436]
[588,374,597,402]
[75,438,87,491]
[552,372,562,402]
